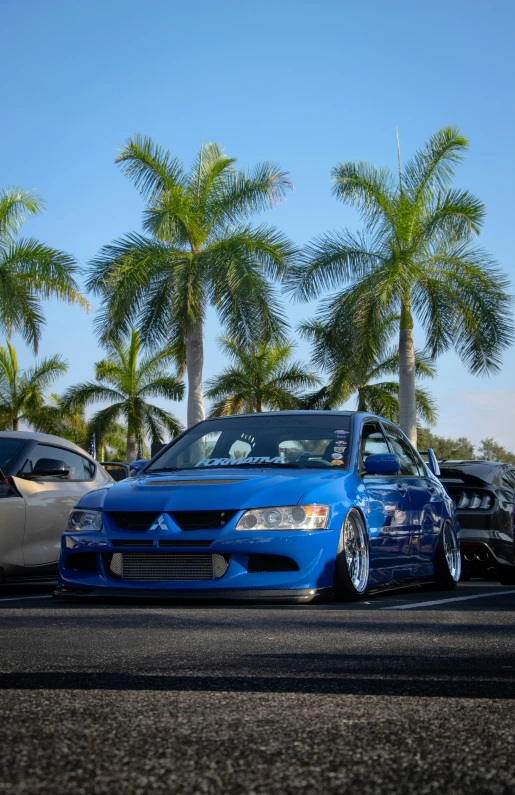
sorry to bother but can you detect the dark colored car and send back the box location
[438,460,515,584]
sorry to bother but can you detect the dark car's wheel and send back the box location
[334,509,370,601]
[431,521,461,590]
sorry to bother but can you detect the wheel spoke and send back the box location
[343,514,369,593]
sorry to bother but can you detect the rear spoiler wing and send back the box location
[418,448,440,477]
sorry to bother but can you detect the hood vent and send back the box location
[146,479,246,486]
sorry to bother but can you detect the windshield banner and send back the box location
[195,457,282,467]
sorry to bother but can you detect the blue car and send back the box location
[55,411,461,603]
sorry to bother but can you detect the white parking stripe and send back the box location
[380,589,515,610]
[0,595,52,603]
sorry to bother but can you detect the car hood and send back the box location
[90,468,349,512]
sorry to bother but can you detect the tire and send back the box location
[334,509,370,601]
[430,521,461,591]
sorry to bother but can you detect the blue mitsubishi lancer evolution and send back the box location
[55,411,461,602]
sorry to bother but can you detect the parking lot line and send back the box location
[0,595,53,603]
[380,589,515,610]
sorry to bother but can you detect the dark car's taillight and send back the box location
[454,491,493,510]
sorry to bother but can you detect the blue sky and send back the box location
[2,0,514,448]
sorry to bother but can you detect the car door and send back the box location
[14,443,97,567]
[382,423,441,570]
[359,420,412,576]
[0,480,26,573]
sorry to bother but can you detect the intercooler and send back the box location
[108,552,230,581]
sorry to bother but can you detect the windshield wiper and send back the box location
[144,466,180,473]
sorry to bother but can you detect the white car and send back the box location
[0,431,114,583]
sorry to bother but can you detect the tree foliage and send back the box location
[87,138,296,425]
[476,437,515,465]
[289,127,514,444]
[0,187,89,351]
[0,340,68,431]
[62,329,184,462]
[299,315,438,425]
[204,336,320,416]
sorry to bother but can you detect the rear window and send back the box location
[0,438,25,474]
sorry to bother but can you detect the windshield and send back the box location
[146,415,352,472]
[0,438,26,475]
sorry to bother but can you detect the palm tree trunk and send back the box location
[398,295,417,446]
[126,434,136,463]
[186,319,205,427]
[357,387,367,412]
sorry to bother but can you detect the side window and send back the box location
[360,422,390,462]
[20,444,96,481]
[383,425,425,476]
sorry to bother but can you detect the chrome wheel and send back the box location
[443,523,461,582]
[343,511,369,593]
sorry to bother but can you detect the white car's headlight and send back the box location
[236,505,329,531]
[66,509,103,532]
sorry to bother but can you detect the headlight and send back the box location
[236,505,329,531]
[66,509,103,532]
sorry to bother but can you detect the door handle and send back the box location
[396,483,407,495]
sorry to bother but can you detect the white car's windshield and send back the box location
[146,415,352,472]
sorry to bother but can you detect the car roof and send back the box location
[199,410,355,420]
[0,430,95,461]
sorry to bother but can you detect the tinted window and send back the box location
[383,424,425,476]
[147,415,352,471]
[0,438,25,475]
[502,468,515,493]
[20,444,96,481]
[360,422,390,460]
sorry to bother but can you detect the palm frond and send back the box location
[287,230,385,301]
[403,126,469,206]
[331,161,397,231]
[0,188,43,246]
[115,134,187,200]
[207,161,293,228]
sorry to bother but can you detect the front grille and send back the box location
[107,512,159,531]
[170,510,238,531]
[110,539,154,547]
[108,552,229,581]
[158,540,212,548]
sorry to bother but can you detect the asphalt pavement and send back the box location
[1,582,515,795]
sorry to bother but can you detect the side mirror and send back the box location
[23,458,70,479]
[364,453,401,476]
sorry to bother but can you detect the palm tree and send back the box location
[204,336,320,416]
[87,137,296,427]
[289,127,513,445]
[32,394,126,459]
[0,187,89,351]
[299,315,437,428]
[62,329,185,462]
[0,340,68,431]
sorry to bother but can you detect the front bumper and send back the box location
[58,524,339,598]
[53,585,329,603]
